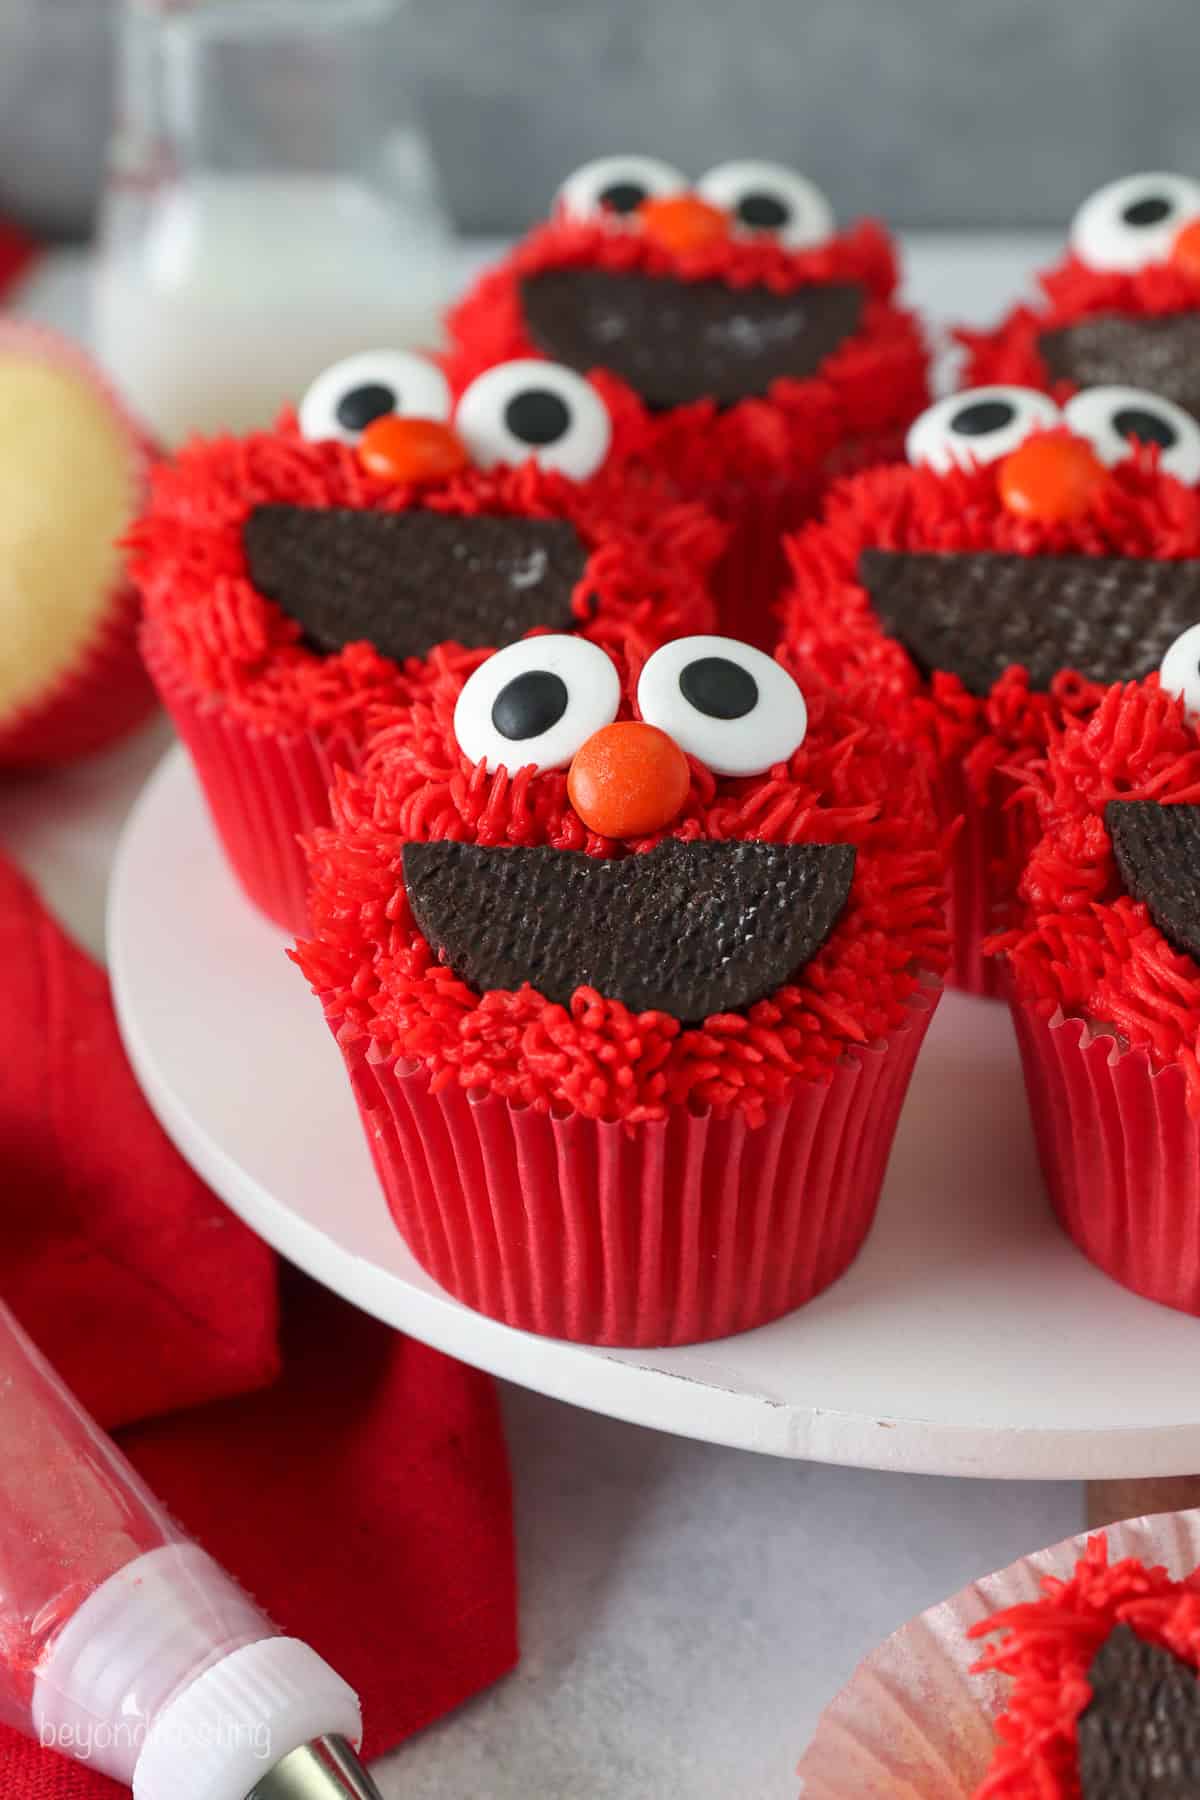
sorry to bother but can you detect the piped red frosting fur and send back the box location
[779,442,1200,898]
[444,216,926,486]
[961,255,1200,394]
[990,677,1200,1107]
[969,1534,1200,1800]
[126,412,723,737]
[293,661,948,1126]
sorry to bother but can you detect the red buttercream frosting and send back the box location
[127,413,723,738]
[970,1533,1200,1800]
[779,441,1200,893]
[962,253,1200,394]
[444,216,926,486]
[990,676,1200,1107]
[293,654,949,1126]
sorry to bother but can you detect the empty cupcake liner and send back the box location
[141,623,357,934]
[323,978,940,1348]
[1009,991,1200,1317]
[796,1507,1200,1799]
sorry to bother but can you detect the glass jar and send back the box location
[94,0,451,443]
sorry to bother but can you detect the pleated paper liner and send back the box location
[325,977,940,1348]
[932,753,1042,1002]
[796,1508,1200,1800]
[141,622,357,935]
[700,473,827,651]
[1009,991,1200,1318]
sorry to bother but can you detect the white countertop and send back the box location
[1,237,1084,1800]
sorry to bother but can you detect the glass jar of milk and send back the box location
[94,0,451,444]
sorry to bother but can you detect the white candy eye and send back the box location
[1069,172,1200,273]
[453,635,620,775]
[455,360,612,481]
[556,155,687,224]
[298,350,451,445]
[1063,385,1200,484]
[906,386,1062,473]
[1159,623,1200,718]
[697,160,834,250]
[636,635,807,777]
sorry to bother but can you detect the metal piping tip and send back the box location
[246,1735,385,1800]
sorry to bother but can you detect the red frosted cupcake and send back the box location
[993,658,1200,1318]
[963,171,1200,417]
[970,1535,1200,1798]
[128,348,723,932]
[445,155,928,647]
[780,379,1200,995]
[0,323,157,767]
[294,631,947,1346]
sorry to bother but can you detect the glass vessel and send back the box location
[94,0,451,443]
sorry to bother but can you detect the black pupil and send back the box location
[335,383,396,433]
[1122,195,1173,227]
[1113,406,1178,449]
[950,399,1016,437]
[504,389,571,447]
[598,181,646,215]
[678,656,758,721]
[491,670,569,741]
[737,191,790,230]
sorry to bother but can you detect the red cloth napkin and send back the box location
[0,853,518,1793]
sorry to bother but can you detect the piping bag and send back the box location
[0,1296,382,1800]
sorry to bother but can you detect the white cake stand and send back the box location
[109,748,1200,1482]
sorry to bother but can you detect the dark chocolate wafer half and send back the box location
[1107,799,1200,962]
[1077,1623,1200,1798]
[860,548,1200,695]
[243,506,588,661]
[402,836,856,1022]
[1040,313,1200,421]
[519,268,863,410]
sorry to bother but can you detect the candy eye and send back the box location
[1069,172,1200,273]
[1063,385,1200,484]
[1160,622,1200,717]
[556,155,688,224]
[453,635,620,775]
[696,160,834,250]
[455,360,612,481]
[298,350,451,444]
[906,386,1062,473]
[636,635,807,777]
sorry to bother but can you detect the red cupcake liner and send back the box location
[142,623,355,934]
[327,980,940,1347]
[1010,990,1200,1317]
[0,576,157,768]
[932,754,1041,1001]
[696,473,826,651]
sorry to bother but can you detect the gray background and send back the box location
[3,0,1199,237]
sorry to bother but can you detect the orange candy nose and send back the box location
[358,415,469,483]
[1172,216,1200,280]
[637,193,730,254]
[567,721,691,841]
[997,433,1110,523]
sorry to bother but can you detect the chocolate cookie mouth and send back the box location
[519,268,863,410]
[402,836,856,1023]
[860,548,1200,695]
[1039,312,1200,420]
[1078,1624,1200,1796]
[1107,799,1200,963]
[242,506,588,662]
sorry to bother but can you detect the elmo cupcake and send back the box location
[445,155,928,647]
[0,323,157,767]
[963,171,1200,417]
[780,379,1200,994]
[994,649,1200,1318]
[294,632,947,1347]
[129,348,722,932]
